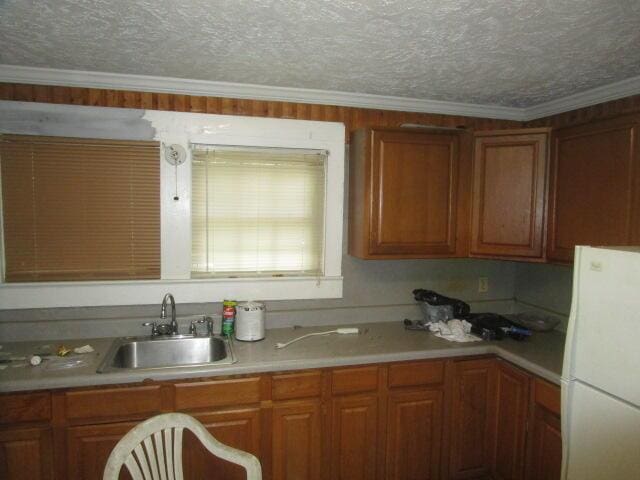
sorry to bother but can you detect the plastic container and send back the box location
[419,302,454,324]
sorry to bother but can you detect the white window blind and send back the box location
[191,145,326,277]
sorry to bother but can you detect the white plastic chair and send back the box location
[103,412,262,480]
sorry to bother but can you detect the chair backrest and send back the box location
[103,412,262,480]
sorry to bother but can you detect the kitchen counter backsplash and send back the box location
[0,299,525,343]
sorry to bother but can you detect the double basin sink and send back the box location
[97,335,236,373]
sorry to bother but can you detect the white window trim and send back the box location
[0,105,344,309]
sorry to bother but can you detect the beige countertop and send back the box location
[0,321,565,393]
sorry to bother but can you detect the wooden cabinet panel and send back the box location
[66,422,136,480]
[0,392,51,425]
[349,128,466,258]
[533,378,561,416]
[491,361,530,480]
[175,377,261,410]
[449,358,496,479]
[0,427,53,480]
[331,365,378,395]
[387,360,445,388]
[272,400,322,480]
[65,385,162,422]
[330,395,378,480]
[547,114,640,262]
[183,408,261,480]
[272,371,323,401]
[386,389,443,480]
[526,379,562,480]
[471,129,549,259]
[526,406,562,480]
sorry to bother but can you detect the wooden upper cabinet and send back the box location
[547,114,640,262]
[349,128,468,258]
[471,129,549,259]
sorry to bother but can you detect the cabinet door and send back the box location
[526,406,562,480]
[449,358,496,479]
[183,408,261,480]
[386,389,443,480]
[66,422,136,480]
[369,129,461,256]
[526,379,561,480]
[471,130,548,259]
[490,361,530,480]
[0,427,53,480]
[330,395,378,480]
[547,114,640,262]
[272,400,322,480]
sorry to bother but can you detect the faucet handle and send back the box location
[142,321,158,336]
[189,318,206,335]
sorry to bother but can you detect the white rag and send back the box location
[429,319,481,342]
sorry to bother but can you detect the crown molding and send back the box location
[0,64,525,121]
[2,64,640,123]
[522,75,640,121]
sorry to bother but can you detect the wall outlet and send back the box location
[478,277,489,293]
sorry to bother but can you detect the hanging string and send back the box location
[174,160,179,201]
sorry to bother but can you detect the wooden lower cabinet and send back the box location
[0,427,53,480]
[491,361,530,480]
[330,394,378,480]
[184,408,262,480]
[66,409,261,480]
[1,358,563,480]
[271,400,322,480]
[526,406,561,480]
[449,358,497,479]
[526,379,562,480]
[66,422,136,480]
[385,389,444,480]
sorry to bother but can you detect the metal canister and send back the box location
[222,300,237,336]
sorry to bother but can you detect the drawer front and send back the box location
[0,392,51,424]
[331,366,378,395]
[534,378,561,416]
[175,377,262,410]
[272,371,323,400]
[65,385,162,421]
[388,360,445,388]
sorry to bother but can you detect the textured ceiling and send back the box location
[1,0,639,108]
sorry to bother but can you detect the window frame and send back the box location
[0,106,344,309]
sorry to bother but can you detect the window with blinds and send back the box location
[0,135,160,282]
[191,145,326,277]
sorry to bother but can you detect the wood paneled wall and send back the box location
[525,94,640,128]
[0,83,519,137]
[3,82,639,133]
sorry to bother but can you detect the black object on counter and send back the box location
[465,313,531,341]
[412,289,471,318]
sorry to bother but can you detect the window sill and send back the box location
[0,276,343,309]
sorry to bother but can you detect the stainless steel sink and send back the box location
[97,335,236,373]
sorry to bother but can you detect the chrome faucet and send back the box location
[159,293,178,335]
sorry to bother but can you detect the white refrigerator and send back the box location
[561,246,640,479]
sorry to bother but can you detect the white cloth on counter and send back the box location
[429,319,481,342]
